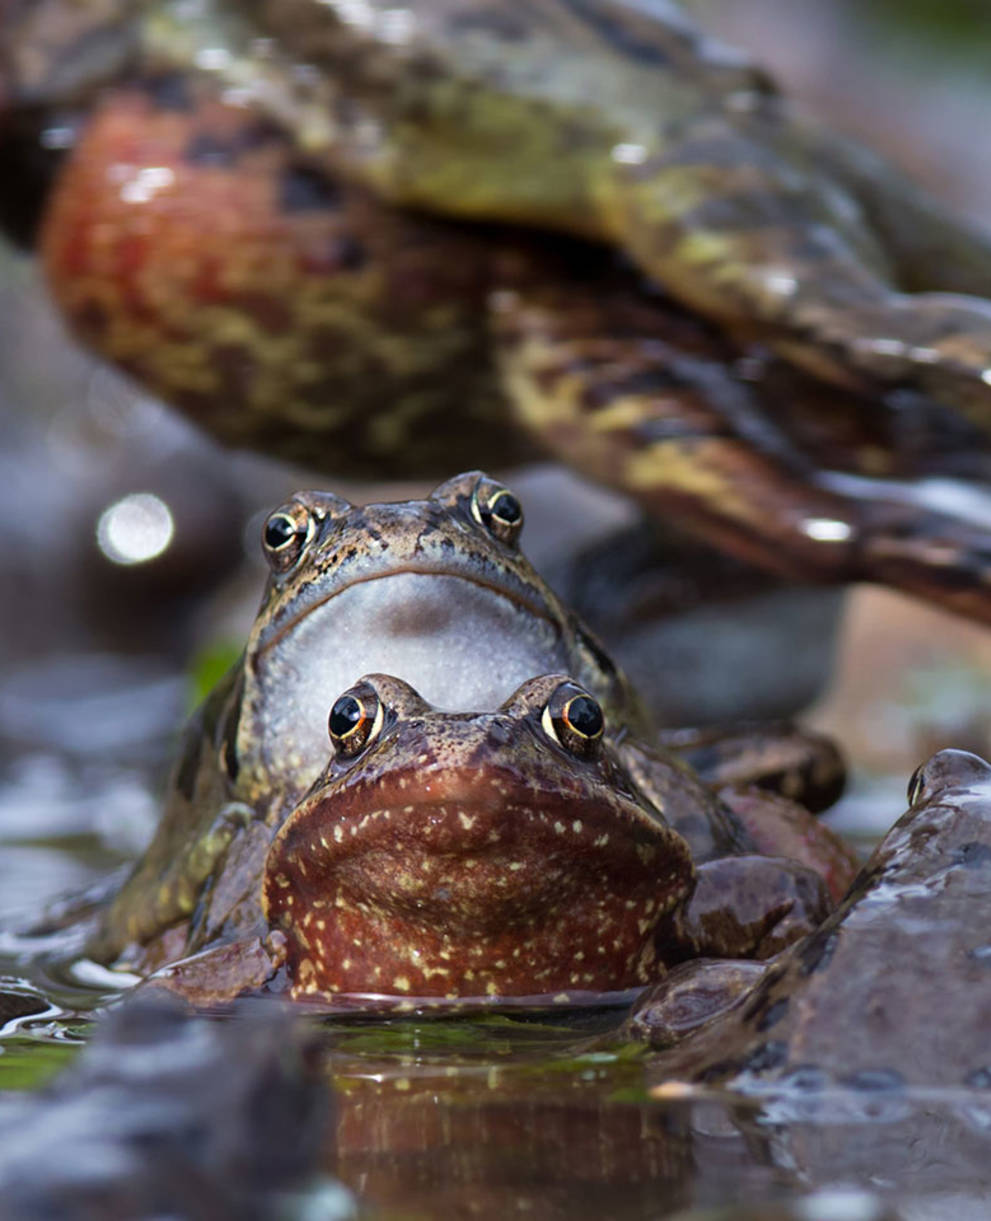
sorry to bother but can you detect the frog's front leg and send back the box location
[495,274,991,625]
[666,855,832,962]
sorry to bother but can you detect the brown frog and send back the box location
[5,2,991,619]
[631,748,991,1092]
[174,672,837,1005]
[88,472,853,997]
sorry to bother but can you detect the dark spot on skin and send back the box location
[954,841,991,869]
[798,928,839,977]
[841,1068,905,1092]
[741,1041,787,1073]
[279,165,342,213]
[223,735,239,785]
[755,998,789,1033]
[175,733,203,802]
[966,1067,991,1089]
[141,74,193,111]
[183,132,238,168]
[330,235,367,271]
[697,1059,741,1083]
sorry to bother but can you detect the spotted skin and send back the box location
[7,3,991,617]
[263,674,832,1002]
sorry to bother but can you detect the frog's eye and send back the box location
[328,684,383,758]
[262,503,314,573]
[541,682,604,757]
[470,480,524,545]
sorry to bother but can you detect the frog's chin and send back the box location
[263,775,691,1001]
[251,572,574,786]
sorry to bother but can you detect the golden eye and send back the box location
[261,502,314,573]
[541,682,604,757]
[470,480,524,545]
[328,685,383,757]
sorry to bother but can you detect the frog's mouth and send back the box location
[250,570,578,784]
[263,769,692,1001]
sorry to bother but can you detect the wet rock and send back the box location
[637,749,991,1092]
[0,995,351,1220]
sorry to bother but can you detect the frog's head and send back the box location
[237,472,641,791]
[263,673,694,1003]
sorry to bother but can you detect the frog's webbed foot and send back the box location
[495,280,991,623]
[138,931,287,1009]
[623,958,769,1049]
[667,855,832,962]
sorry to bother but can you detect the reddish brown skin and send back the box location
[261,674,842,1003]
[263,674,698,1001]
[40,84,518,477]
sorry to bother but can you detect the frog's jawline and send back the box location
[266,773,682,1000]
[258,563,560,656]
[284,987,644,1015]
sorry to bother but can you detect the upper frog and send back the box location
[90,470,645,961]
[6,1,991,620]
[89,471,851,975]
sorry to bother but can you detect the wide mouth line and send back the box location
[289,787,660,857]
[284,987,644,1014]
[258,563,558,656]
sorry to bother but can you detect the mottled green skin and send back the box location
[146,0,991,414]
[631,749,991,1092]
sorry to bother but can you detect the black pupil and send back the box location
[566,695,603,738]
[490,492,521,524]
[264,514,297,550]
[329,695,363,739]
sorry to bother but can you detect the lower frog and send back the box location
[146,674,848,1007]
[87,471,847,974]
[630,749,991,1092]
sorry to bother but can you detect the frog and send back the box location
[261,672,840,1003]
[87,470,855,993]
[146,670,844,1006]
[5,1,991,622]
[628,748,991,1093]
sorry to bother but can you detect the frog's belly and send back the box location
[254,573,571,783]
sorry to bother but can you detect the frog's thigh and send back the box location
[660,721,844,813]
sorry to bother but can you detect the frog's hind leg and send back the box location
[493,276,991,625]
[659,721,844,814]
